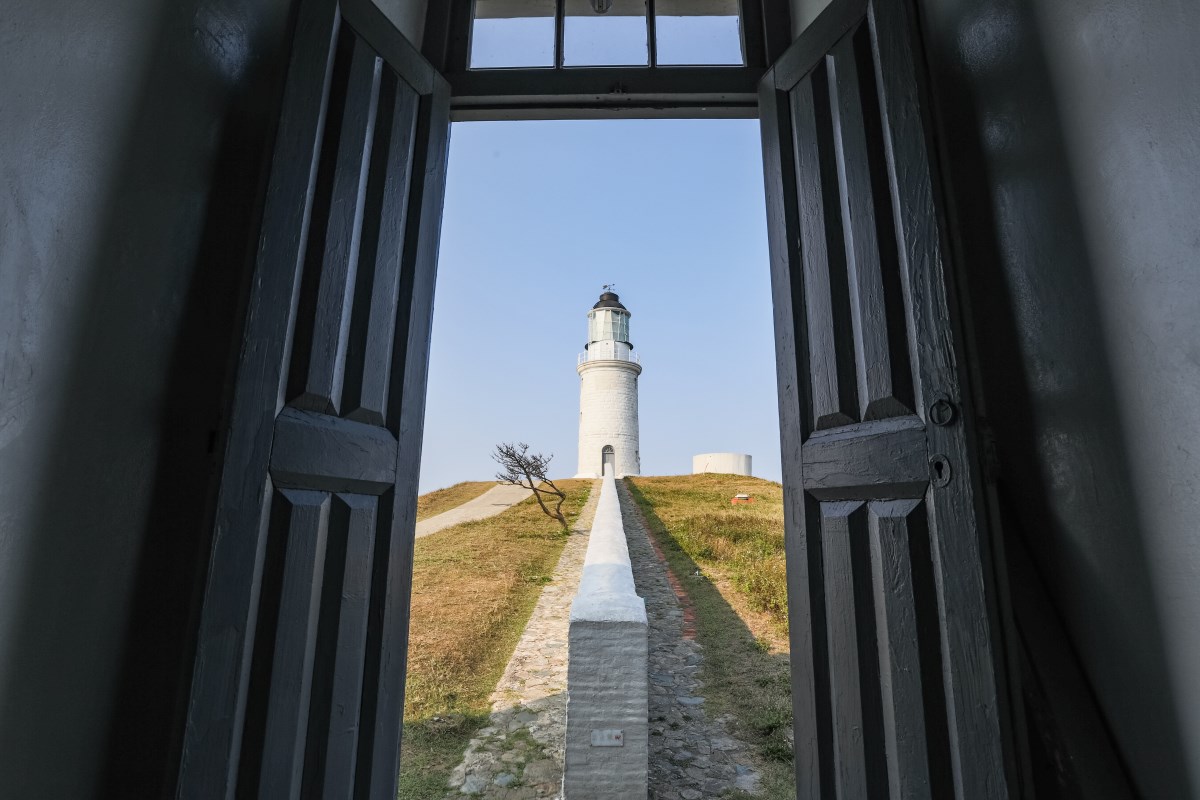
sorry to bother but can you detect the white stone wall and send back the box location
[691,452,753,477]
[576,360,641,478]
[565,476,648,799]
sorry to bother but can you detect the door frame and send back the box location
[171,0,1029,795]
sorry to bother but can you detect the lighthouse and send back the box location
[575,291,642,478]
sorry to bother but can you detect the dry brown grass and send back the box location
[415,480,495,521]
[398,479,593,799]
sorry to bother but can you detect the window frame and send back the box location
[425,0,792,119]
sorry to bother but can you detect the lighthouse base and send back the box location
[574,471,639,479]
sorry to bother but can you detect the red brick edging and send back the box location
[631,502,697,642]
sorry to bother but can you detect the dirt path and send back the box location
[415,483,533,539]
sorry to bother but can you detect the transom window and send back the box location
[429,0,778,119]
[469,0,745,69]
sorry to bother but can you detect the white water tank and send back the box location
[575,291,642,478]
[692,453,752,476]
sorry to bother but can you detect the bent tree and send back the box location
[492,442,569,532]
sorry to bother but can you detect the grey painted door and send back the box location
[603,446,615,476]
[759,1,1019,797]
[176,1,449,797]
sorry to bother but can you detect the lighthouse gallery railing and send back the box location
[578,347,641,366]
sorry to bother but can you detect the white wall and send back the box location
[692,452,752,476]
[565,476,648,798]
[576,362,641,477]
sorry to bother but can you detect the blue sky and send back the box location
[418,119,780,492]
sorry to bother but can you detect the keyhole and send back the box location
[930,454,952,487]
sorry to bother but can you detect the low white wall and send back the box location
[692,452,753,476]
[564,476,648,799]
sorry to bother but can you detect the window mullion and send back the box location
[555,0,566,68]
[646,0,657,68]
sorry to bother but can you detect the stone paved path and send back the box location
[446,481,602,799]
[416,483,533,539]
[616,480,762,800]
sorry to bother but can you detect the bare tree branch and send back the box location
[492,442,569,532]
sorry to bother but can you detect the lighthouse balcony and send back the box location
[578,347,640,366]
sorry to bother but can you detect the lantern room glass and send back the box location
[589,309,630,343]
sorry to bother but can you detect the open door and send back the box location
[176,0,449,797]
[759,1,1019,797]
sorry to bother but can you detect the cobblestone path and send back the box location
[446,481,601,799]
[616,480,762,800]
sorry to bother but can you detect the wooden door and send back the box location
[759,1,1018,797]
[176,1,449,797]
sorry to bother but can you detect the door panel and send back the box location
[177,0,449,797]
[759,0,1015,797]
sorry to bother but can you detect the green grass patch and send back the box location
[625,475,795,799]
[626,474,787,634]
[398,480,593,800]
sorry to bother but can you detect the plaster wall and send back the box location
[576,361,642,477]
[788,0,833,38]
[910,0,1200,795]
[565,476,649,799]
[692,452,752,476]
[0,0,429,794]
[373,0,427,45]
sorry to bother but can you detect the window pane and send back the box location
[471,0,556,68]
[564,0,648,67]
[655,0,743,65]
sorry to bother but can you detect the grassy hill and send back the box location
[626,473,787,638]
[400,473,793,798]
[399,479,593,799]
[626,473,795,799]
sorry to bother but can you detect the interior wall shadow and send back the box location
[915,0,1190,795]
[0,0,294,795]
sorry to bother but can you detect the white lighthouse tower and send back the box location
[575,290,642,478]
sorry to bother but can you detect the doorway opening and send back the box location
[405,117,791,798]
[172,3,1025,797]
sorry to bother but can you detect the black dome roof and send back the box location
[593,291,628,311]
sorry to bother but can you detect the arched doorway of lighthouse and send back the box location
[602,445,615,477]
